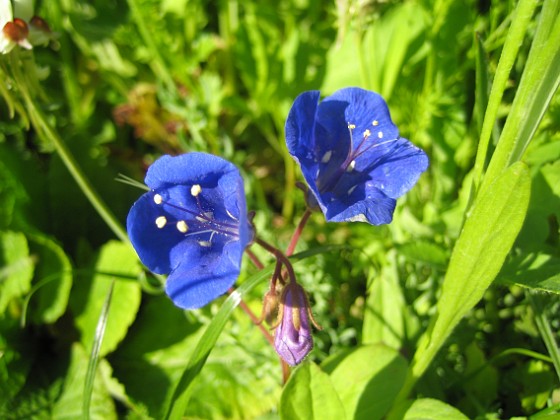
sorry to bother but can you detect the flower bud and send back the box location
[273,282,313,366]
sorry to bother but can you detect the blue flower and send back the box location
[127,153,253,309]
[286,87,429,225]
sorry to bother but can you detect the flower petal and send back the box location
[165,240,244,309]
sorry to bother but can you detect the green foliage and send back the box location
[1,0,560,418]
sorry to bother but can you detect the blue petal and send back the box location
[126,192,180,274]
[324,188,396,224]
[363,137,429,199]
[285,90,320,168]
[145,153,237,190]
[165,240,244,309]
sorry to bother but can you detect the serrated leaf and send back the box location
[71,240,141,356]
[0,231,35,314]
[26,233,73,324]
[280,362,346,420]
[403,398,469,420]
[323,344,408,420]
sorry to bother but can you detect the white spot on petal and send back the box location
[378,131,383,139]
[321,150,332,163]
[348,213,368,223]
[176,220,188,233]
[155,216,167,228]
[191,184,202,197]
[153,194,163,204]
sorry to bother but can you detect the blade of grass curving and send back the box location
[83,278,115,420]
[164,244,348,420]
[471,0,539,197]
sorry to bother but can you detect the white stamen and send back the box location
[153,194,163,204]
[348,185,357,195]
[372,120,379,126]
[191,184,202,197]
[363,129,371,138]
[346,160,356,172]
[378,131,383,139]
[348,123,356,130]
[176,220,188,233]
[321,150,332,163]
[155,216,167,228]
[198,240,212,247]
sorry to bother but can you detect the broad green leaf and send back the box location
[404,162,531,398]
[110,295,202,418]
[403,398,469,420]
[52,343,117,420]
[0,324,33,410]
[26,233,73,324]
[0,231,34,314]
[362,254,405,349]
[280,362,346,420]
[323,344,408,420]
[71,240,141,356]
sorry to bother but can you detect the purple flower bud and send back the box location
[274,282,314,366]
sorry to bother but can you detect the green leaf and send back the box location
[498,253,560,293]
[403,161,531,399]
[362,254,405,349]
[323,344,408,420]
[403,398,469,420]
[52,343,117,420]
[396,241,448,268]
[71,240,141,356]
[25,233,73,325]
[0,231,35,314]
[280,362,346,420]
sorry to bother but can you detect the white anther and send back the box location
[321,150,332,163]
[378,131,383,139]
[191,184,202,197]
[363,129,371,138]
[348,123,356,130]
[346,160,356,172]
[155,216,167,228]
[198,240,212,247]
[372,120,379,126]
[153,194,163,205]
[176,220,188,233]
[196,211,213,222]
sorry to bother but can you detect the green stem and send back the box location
[528,291,560,383]
[12,53,129,243]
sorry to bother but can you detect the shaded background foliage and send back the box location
[1,0,559,418]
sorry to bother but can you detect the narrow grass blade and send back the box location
[83,278,115,420]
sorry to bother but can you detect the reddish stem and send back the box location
[228,287,274,346]
[245,248,265,270]
[286,209,312,256]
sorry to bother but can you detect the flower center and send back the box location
[316,121,397,195]
[151,185,241,248]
